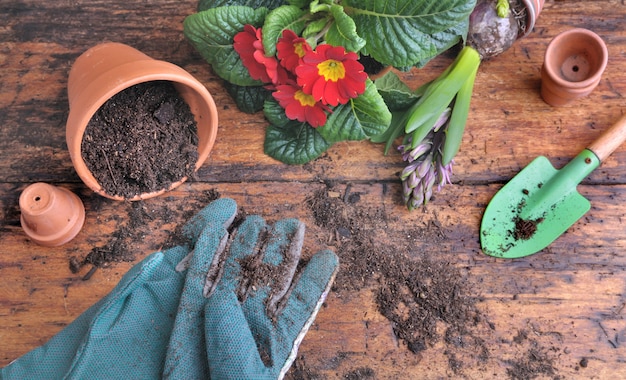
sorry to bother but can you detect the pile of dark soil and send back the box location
[300,185,560,379]
[81,81,199,199]
[304,186,488,371]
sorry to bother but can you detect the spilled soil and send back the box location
[81,81,199,199]
[70,185,560,379]
[285,185,560,379]
[514,216,544,240]
[300,187,489,372]
[69,189,221,279]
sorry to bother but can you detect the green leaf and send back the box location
[263,98,290,126]
[224,82,270,113]
[369,110,409,154]
[199,0,285,11]
[264,120,332,164]
[325,5,366,53]
[343,0,476,67]
[262,5,308,56]
[405,46,480,133]
[302,17,328,40]
[442,59,479,165]
[374,71,420,111]
[413,20,469,68]
[496,0,510,18]
[287,0,311,7]
[183,6,268,86]
[318,79,391,143]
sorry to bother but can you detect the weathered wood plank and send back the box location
[2,1,626,185]
[2,181,626,378]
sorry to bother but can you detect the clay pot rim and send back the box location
[66,43,219,201]
[543,28,608,90]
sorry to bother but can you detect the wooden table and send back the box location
[2,1,626,378]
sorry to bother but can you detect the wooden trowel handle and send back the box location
[588,113,626,162]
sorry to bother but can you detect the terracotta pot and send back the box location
[540,28,608,107]
[20,183,85,247]
[519,0,545,38]
[66,42,219,201]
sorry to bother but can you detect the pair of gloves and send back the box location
[1,198,339,379]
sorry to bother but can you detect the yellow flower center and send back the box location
[294,90,316,107]
[317,59,345,82]
[294,42,307,58]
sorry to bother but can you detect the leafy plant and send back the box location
[184,0,475,165]
[374,0,534,209]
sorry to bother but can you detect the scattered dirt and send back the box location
[343,367,376,380]
[81,81,199,199]
[291,185,561,379]
[69,189,220,279]
[302,186,490,374]
[69,183,560,378]
[507,330,560,380]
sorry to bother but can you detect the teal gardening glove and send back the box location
[1,198,339,379]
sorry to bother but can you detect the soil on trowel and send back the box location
[514,216,544,240]
[81,81,199,199]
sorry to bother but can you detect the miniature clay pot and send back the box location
[540,28,608,106]
[66,42,219,201]
[20,183,85,247]
[519,0,545,38]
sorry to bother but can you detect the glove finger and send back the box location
[164,201,238,378]
[236,218,306,375]
[204,290,273,379]
[175,198,237,272]
[216,214,268,295]
[251,218,304,315]
[181,198,238,246]
[164,228,225,378]
[273,250,339,376]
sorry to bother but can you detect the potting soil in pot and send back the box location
[81,81,199,199]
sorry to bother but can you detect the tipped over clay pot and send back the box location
[20,183,85,247]
[541,28,608,106]
[66,42,219,201]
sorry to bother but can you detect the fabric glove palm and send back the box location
[164,210,339,379]
[1,198,339,380]
[0,198,237,379]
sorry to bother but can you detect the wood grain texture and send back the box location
[2,0,626,378]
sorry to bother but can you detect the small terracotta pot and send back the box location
[66,42,219,201]
[520,0,545,38]
[540,28,608,107]
[20,183,85,247]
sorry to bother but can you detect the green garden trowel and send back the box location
[481,114,626,258]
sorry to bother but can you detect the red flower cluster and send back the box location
[233,26,367,127]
